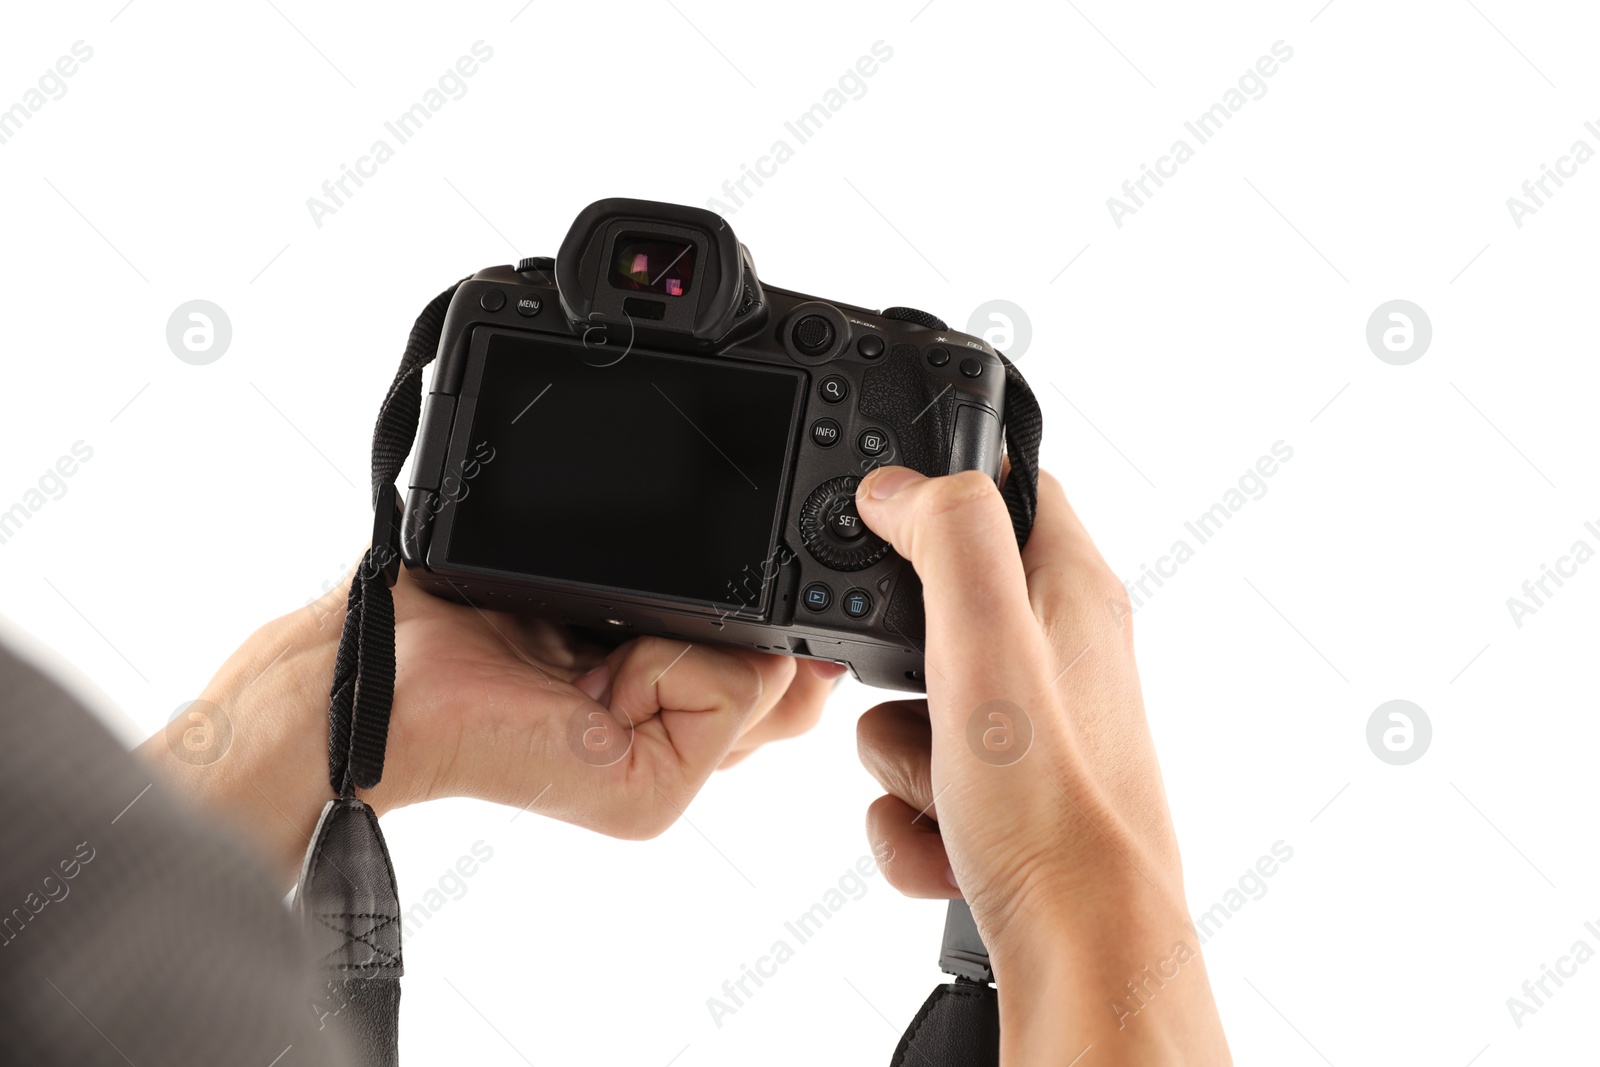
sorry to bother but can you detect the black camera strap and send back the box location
[292,282,461,1067]
[294,285,1042,1067]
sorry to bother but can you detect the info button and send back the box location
[811,418,841,448]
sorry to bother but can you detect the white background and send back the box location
[2,1,1597,1064]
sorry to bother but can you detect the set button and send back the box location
[797,475,892,571]
[810,418,841,448]
[827,498,867,541]
[802,583,832,612]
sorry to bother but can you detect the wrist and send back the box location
[137,592,347,885]
[989,883,1229,1065]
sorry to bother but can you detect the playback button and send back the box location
[802,583,832,612]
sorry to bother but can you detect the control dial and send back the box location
[881,306,948,330]
[799,476,891,571]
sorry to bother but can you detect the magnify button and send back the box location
[818,375,849,404]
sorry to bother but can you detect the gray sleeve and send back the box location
[0,642,354,1067]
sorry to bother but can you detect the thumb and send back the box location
[854,467,1049,721]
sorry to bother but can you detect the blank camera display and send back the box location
[447,333,802,607]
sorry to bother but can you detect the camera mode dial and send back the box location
[799,476,891,572]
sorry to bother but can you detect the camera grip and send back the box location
[859,344,958,477]
[860,343,1002,656]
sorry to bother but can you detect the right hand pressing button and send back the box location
[853,466,1233,1064]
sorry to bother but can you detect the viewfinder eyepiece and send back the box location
[609,234,696,298]
[555,198,764,345]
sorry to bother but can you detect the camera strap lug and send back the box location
[939,898,994,983]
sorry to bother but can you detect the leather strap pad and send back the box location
[891,979,1000,1066]
[294,797,403,1067]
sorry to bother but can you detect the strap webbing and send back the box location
[300,284,459,1067]
[326,283,461,797]
[997,354,1041,549]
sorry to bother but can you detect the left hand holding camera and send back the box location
[140,566,841,882]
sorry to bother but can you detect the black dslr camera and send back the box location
[399,199,1009,691]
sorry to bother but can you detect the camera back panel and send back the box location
[400,255,1006,692]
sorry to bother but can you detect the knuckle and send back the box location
[1089,569,1137,642]
[1087,566,1128,611]
[901,765,934,816]
[876,853,920,896]
[695,646,769,714]
[611,789,677,841]
[1033,561,1132,643]
[922,469,1002,520]
[633,806,677,840]
[631,634,679,664]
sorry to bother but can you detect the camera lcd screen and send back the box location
[445,332,803,608]
[609,235,696,297]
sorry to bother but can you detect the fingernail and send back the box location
[808,659,849,680]
[864,467,920,500]
[945,866,960,890]
[573,664,611,701]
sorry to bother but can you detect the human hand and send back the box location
[853,466,1230,1064]
[375,567,843,821]
[140,565,841,882]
